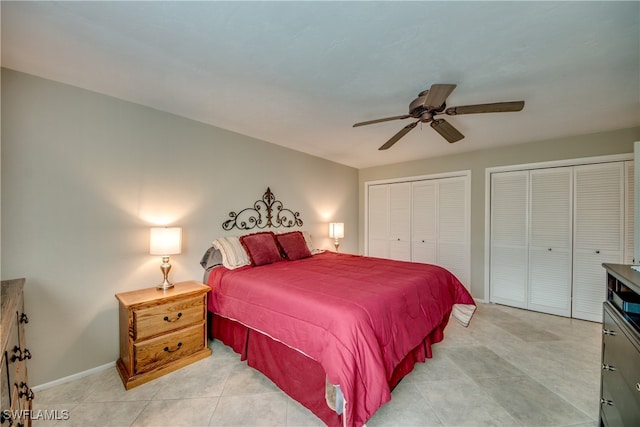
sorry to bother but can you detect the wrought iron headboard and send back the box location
[222,187,303,231]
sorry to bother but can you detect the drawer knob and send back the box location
[603,329,617,336]
[10,346,31,362]
[636,383,640,392]
[600,398,614,406]
[19,382,34,401]
[602,363,616,371]
[163,313,183,323]
[163,342,183,353]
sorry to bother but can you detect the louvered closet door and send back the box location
[528,167,573,317]
[368,184,390,258]
[438,177,470,286]
[624,160,635,264]
[490,171,528,308]
[573,162,624,322]
[411,180,437,264]
[388,183,411,261]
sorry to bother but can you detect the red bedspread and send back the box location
[207,252,475,426]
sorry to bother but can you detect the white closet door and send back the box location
[528,167,573,317]
[573,162,624,322]
[367,184,389,258]
[625,160,635,264]
[411,180,437,264]
[438,177,470,287]
[388,182,411,261]
[490,170,529,308]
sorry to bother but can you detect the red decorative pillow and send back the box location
[276,231,312,261]
[240,232,283,266]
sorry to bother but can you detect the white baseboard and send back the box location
[32,361,116,392]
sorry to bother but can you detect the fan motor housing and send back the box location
[409,94,428,115]
[409,92,446,117]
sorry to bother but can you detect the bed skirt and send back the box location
[208,311,450,426]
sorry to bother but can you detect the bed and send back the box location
[201,229,476,427]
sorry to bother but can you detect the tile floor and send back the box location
[32,303,602,426]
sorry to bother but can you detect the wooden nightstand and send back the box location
[115,280,211,389]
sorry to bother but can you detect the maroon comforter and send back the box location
[207,252,475,426]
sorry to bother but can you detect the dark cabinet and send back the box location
[601,264,640,426]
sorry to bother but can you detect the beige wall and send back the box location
[359,126,640,299]
[1,69,358,386]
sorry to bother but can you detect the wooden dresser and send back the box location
[1,278,33,427]
[601,264,640,426]
[115,280,211,389]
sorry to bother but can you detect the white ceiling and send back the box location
[2,1,639,169]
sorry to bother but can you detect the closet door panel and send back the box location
[388,183,411,261]
[528,167,572,317]
[367,185,389,258]
[438,178,467,242]
[439,241,468,285]
[574,163,623,252]
[438,177,469,286]
[573,162,623,322]
[528,248,572,316]
[411,181,437,264]
[490,171,528,307]
[625,160,635,263]
[491,247,528,307]
[573,250,619,322]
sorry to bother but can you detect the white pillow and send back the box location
[212,236,250,269]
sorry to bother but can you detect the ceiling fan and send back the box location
[353,84,524,150]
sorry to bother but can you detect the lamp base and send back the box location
[156,280,174,290]
[334,240,340,252]
[156,256,174,290]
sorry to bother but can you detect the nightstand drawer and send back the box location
[134,323,205,375]
[133,295,204,340]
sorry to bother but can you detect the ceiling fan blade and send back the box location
[445,100,524,115]
[423,84,457,109]
[353,115,411,127]
[379,121,418,150]
[430,119,464,143]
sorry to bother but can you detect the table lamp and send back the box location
[329,222,344,252]
[149,227,182,289]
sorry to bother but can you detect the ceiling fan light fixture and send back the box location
[353,83,524,150]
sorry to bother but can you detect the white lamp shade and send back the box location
[149,227,182,255]
[329,222,344,239]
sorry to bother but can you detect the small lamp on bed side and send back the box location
[329,222,344,252]
[149,227,182,290]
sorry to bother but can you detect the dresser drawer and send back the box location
[603,308,640,397]
[601,304,640,426]
[602,371,640,426]
[133,323,205,375]
[133,295,205,340]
